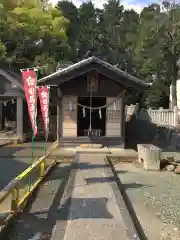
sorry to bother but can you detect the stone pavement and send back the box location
[6,153,139,240]
[52,153,138,240]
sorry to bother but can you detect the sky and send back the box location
[49,0,158,13]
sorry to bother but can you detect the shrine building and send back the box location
[38,56,149,148]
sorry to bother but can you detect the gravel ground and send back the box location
[162,151,180,161]
[113,160,180,240]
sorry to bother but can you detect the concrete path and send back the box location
[52,153,138,240]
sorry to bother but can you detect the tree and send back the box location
[161,1,180,107]
[98,0,125,64]
[119,9,139,73]
[56,1,79,62]
[132,4,170,107]
[96,0,139,75]
[0,3,6,60]
[77,2,100,59]
[0,42,6,60]
[2,0,180,109]
[0,0,69,74]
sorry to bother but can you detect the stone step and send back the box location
[80,144,103,148]
[61,143,123,149]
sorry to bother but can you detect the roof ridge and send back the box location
[38,56,149,91]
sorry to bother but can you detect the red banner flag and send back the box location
[22,70,37,136]
[38,86,50,137]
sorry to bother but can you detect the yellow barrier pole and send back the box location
[40,159,45,177]
[11,188,19,211]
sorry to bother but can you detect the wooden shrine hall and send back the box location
[38,57,149,148]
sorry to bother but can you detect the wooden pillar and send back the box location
[0,102,3,130]
[120,97,125,144]
[62,96,77,137]
[106,97,121,136]
[57,88,62,145]
[119,97,123,137]
[16,97,23,142]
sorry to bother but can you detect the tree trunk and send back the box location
[171,77,177,107]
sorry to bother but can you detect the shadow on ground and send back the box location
[0,158,29,191]
[60,197,113,220]
[85,176,116,184]
[84,176,153,190]
[0,142,53,191]
[77,162,109,170]
[0,142,53,158]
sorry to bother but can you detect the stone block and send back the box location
[137,144,143,163]
[137,144,162,171]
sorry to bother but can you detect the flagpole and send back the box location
[29,68,38,192]
[44,86,50,156]
[31,68,39,162]
[44,125,47,156]
[28,130,35,192]
[37,85,50,157]
[21,67,39,192]
[44,131,48,156]
[44,127,48,156]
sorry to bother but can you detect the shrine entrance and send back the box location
[77,97,106,136]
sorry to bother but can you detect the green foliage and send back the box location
[146,81,170,108]
[56,1,79,61]
[0,0,69,74]
[1,0,180,108]
[0,42,6,60]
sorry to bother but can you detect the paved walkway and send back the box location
[7,153,138,240]
[52,154,138,240]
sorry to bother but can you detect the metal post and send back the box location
[16,97,23,142]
